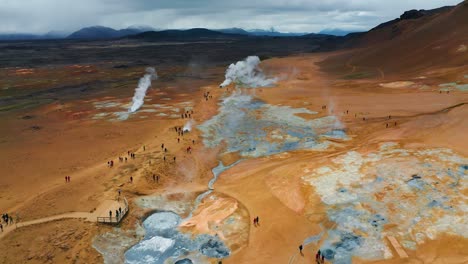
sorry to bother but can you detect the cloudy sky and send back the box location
[0,0,462,34]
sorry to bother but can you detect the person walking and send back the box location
[299,244,303,255]
[109,210,112,219]
[130,176,133,183]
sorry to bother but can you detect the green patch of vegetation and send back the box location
[342,71,374,80]
[0,99,53,112]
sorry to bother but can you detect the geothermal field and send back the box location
[0,2,467,264]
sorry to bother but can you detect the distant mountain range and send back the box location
[67,25,156,39]
[318,29,358,36]
[0,25,350,41]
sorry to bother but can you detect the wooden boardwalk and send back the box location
[0,198,128,240]
[96,197,129,224]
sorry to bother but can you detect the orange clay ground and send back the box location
[0,52,467,264]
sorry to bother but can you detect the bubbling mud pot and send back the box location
[125,211,229,264]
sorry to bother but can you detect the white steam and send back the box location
[219,56,277,88]
[129,67,158,113]
[183,119,194,132]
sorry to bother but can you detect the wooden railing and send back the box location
[97,197,129,224]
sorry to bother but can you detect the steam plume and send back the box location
[129,67,158,112]
[183,119,194,132]
[219,56,277,88]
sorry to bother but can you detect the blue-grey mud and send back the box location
[302,143,468,263]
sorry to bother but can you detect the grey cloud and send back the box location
[0,0,462,34]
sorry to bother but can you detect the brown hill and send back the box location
[320,1,468,78]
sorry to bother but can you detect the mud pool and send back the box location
[302,143,468,264]
[125,212,230,264]
[198,91,347,158]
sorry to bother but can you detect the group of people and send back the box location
[253,216,260,226]
[160,144,173,163]
[204,91,213,101]
[113,152,136,166]
[1,213,13,229]
[109,207,123,220]
[315,250,325,263]
[64,176,71,182]
[181,110,193,119]
[297,246,326,263]
[174,126,186,136]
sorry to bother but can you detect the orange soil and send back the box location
[0,51,467,264]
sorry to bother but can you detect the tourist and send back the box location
[173,157,176,162]
[65,176,67,183]
[119,207,122,215]
[130,176,133,183]
[161,143,164,149]
[0,223,2,232]
[299,244,303,255]
[386,123,388,128]
[153,174,156,182]
[109,211,112,218]
[178,138,180,143]
[143,145,145,151]
[164,156,166,162]
[156,175,159,183]
[256,216,259,225]
[125,157,127,162]
[116,210,119,219]
[321,254,325,263]
[192,140,195,144]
